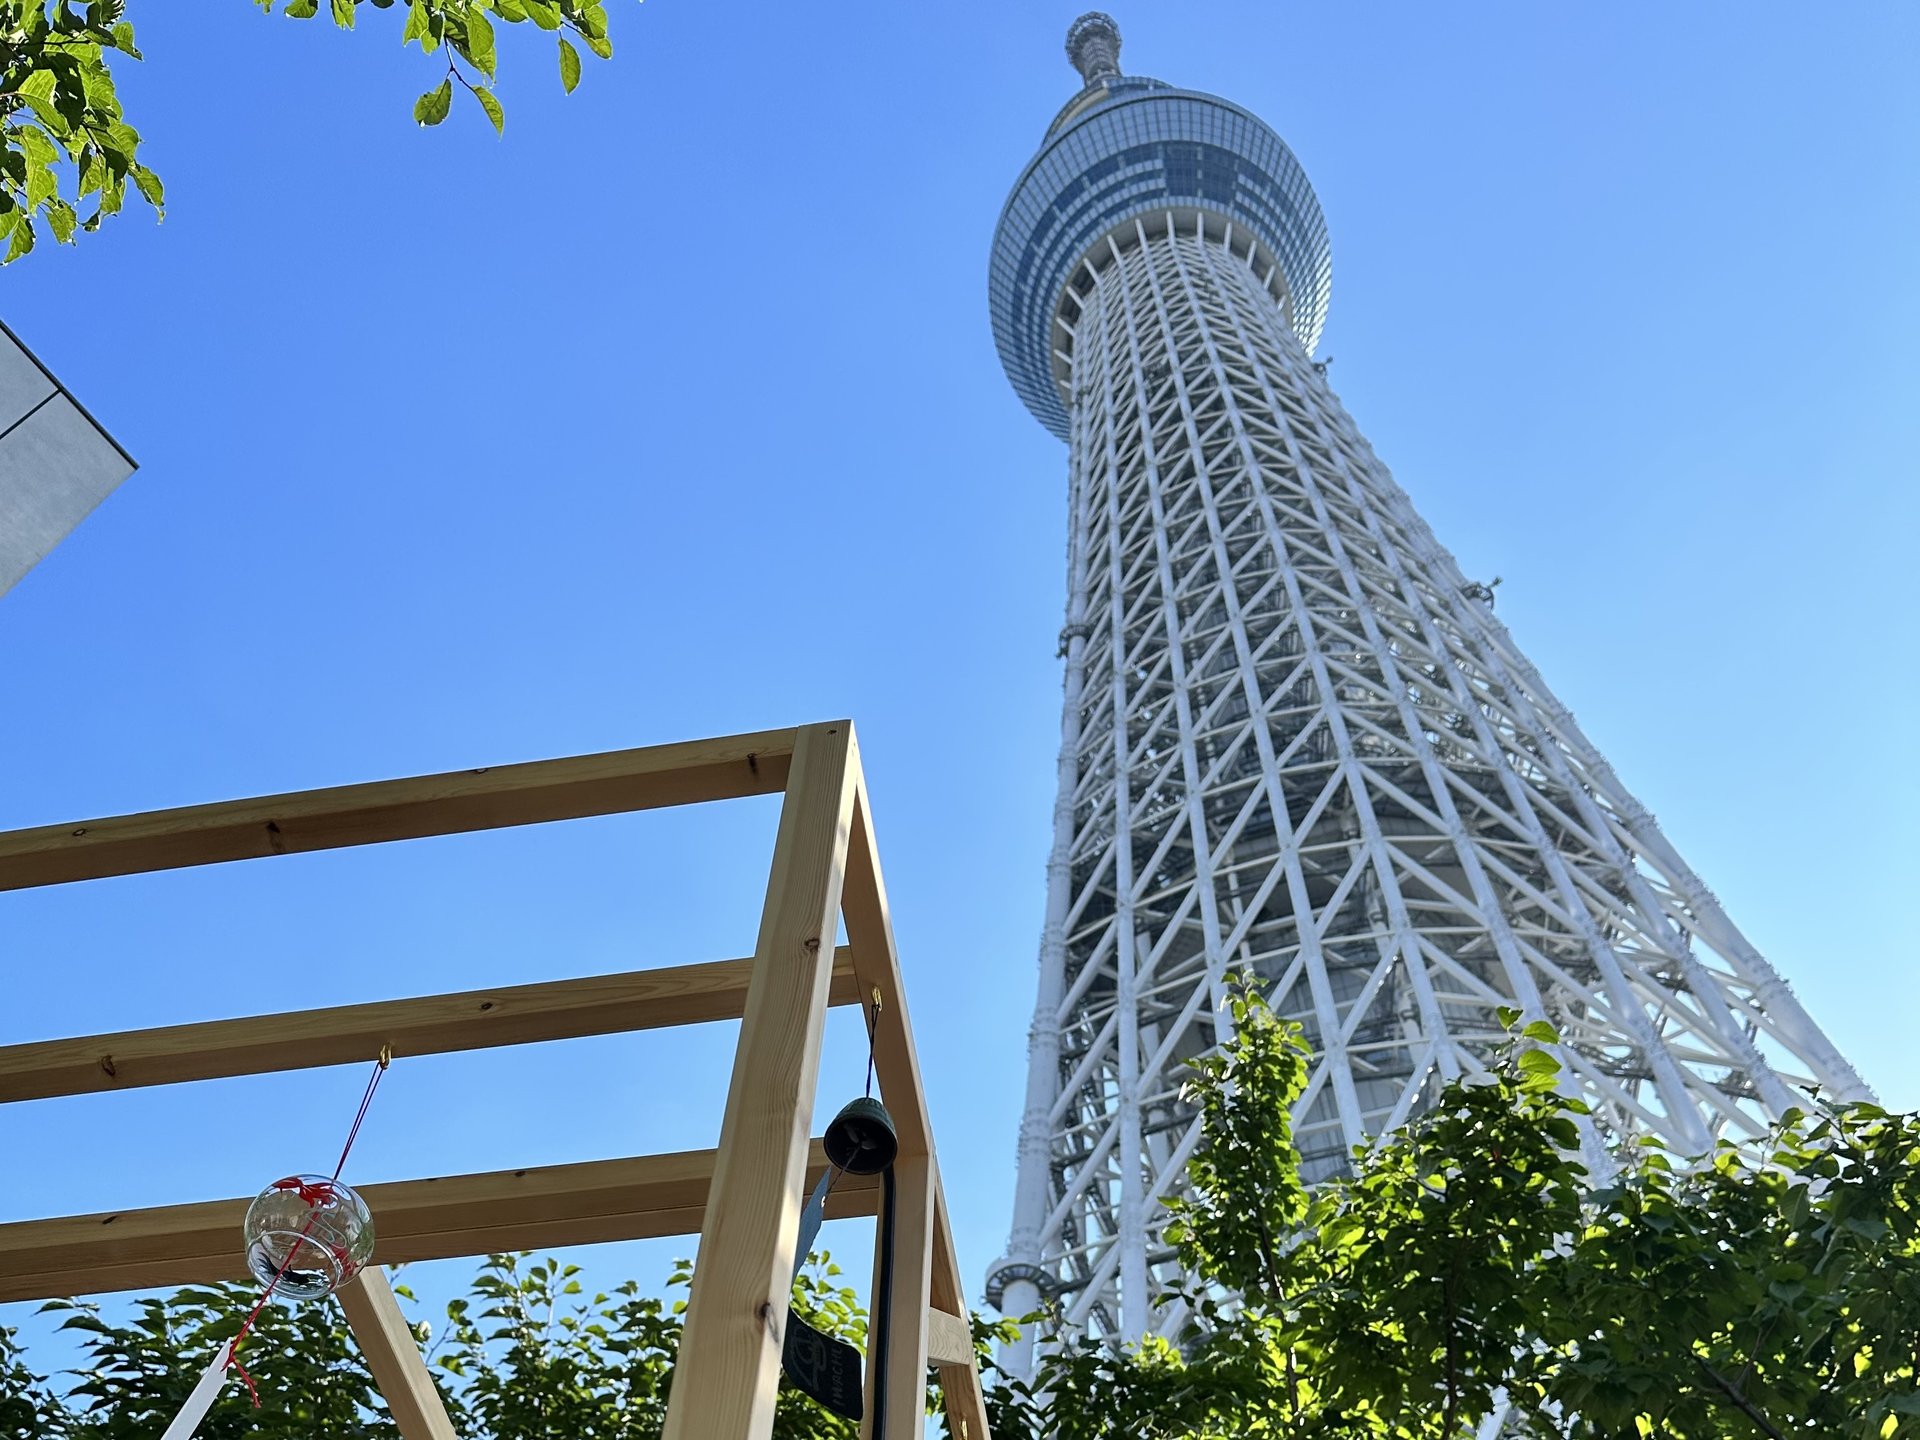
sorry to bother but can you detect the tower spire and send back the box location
[1066,12,1122,85]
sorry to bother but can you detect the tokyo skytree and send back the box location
[983,13,1868,1356]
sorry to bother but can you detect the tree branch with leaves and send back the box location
[0,0,631,264]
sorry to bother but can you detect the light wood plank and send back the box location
[924,1308,973,1367]
[663,722,857,1440]
[930,1188,992,1440]
[337,1266,461,1440]
[0,950,860,1103]
[0,1145,879,1303]
[0,726,797,892]
[842,768,933,1162]
[842,766,991,1438]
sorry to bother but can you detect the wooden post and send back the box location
[863,1154,934,1440]
[842,766,992,1440]
[930,1190,992,1440]
[336,1267,460,1440]
[662,722,857,1440]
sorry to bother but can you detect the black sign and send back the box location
[781,1310,865,1422]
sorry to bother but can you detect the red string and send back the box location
[221,1054,388,1408]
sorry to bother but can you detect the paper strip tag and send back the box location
[158,1346,230,1440]
[792,1166,833,1281]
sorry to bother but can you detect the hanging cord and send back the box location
[871,1163,897,1440]
[795,993,883,1274]
[221,1047,391,1406]
[859,988,895,1439]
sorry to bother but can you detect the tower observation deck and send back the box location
[984,13,1868,1361]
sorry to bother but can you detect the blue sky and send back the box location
[3,0,1917,1365]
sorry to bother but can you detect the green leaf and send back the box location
[1521,1020,1559,1044]
[521,0,561,28]
[80,60,119,113]
[583,29,611,59]
[24,160,57,211]
[17,124,60,168]
[131,163,163,211]
[103,120,142,161]
[1518,1048,1561,1077]
[331,0,355,28]
[43,147,85,206]
[474,85,504,134]
[558,35,581,92]
[45,199,77,243]
[464,6,497,78]
[16,77,68,135]
[285,0,320,16]
[401,0,430,45]
[5,216,35,264]
[18,71,58,107]
[414,77,454,125]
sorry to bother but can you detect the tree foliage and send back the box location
[987,990,1920,1438]
[4,994,1917,1436]
[0,1252,866,1438]
[0,0,629,263]
[0,0,158,263]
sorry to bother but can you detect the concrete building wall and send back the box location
[0,320,136,599]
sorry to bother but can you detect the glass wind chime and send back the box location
[158,1052,387,1440]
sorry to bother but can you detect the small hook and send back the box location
[377,1043,392,1070]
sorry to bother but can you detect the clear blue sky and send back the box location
[3,0,1917,1362]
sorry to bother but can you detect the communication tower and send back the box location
[985,13,1867,1360]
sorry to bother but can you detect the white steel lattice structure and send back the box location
[983,15,1869,1358]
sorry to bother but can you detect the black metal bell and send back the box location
[823,1096,898,1175]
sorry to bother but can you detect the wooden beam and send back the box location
[664,722,857,1440]
[843,768,933,1161]
[924,1308,973,1368]
[0,726,797,892]
[843,765,992,1440]
[337,1266,462,1440]
[0,950,861,1103]
[0,1143,879,1303]
[930,1188,992,1440]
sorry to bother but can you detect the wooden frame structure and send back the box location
[0,721,991,1440]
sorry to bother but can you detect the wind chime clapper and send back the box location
[162,1045,392,1440]
[780,991,903,1429]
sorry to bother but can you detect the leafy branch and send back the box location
[1008,993,1920,1437]
[0,0,159,263]
[262,0,617,133]
[0,0,631,263]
